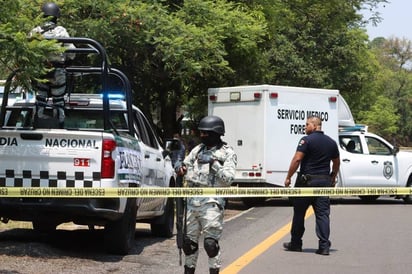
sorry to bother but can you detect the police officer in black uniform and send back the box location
[283,116,340,255]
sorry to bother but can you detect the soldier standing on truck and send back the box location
[30,2,75,127]
[176,115,237,274]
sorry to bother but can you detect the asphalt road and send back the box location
[1,197,411,274]
[216,197,412,274]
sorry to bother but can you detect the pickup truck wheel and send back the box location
[151,198,174,238]
[403,177,412,203]
[32,221,57,233]
[104,198,137,255]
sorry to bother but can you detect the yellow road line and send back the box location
[221,207,314,274]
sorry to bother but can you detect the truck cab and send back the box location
[338,126,412,202]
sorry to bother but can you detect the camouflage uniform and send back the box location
[183,142,237,270]
[30,22,75,124]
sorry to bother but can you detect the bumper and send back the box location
[0,197,123,226]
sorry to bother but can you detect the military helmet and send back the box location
[198,115,225,135]
[41,2,61,18]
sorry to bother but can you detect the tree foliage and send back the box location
[0,0,64,82]
[60,0,267,136]
[366,37,412,143]
[3,0,411,145]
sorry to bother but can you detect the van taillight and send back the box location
[101,139,116,178]
[254,93,262,100]
[209,94,217,102]
[270,92,278,99]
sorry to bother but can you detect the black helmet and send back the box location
[198,116,225,135]
[41,2,61,18]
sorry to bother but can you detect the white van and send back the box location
[208,85,412,204]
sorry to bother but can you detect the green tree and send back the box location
[2,0,398,142]
[63,0,267,136]
[367,37,412,144]
[358,95,399,138]
[0,0,64,83]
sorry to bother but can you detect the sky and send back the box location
[362,0,412,41]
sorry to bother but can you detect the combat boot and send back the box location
[184,265,195,274]
[209,268,219,274]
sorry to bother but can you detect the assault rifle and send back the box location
[175,174,186,265]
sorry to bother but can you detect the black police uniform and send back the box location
[290,131,339,251]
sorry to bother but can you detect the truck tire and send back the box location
[403,176,412,203]
[104,198,137,255]
[151,198,174,237]
[32,220,58,233]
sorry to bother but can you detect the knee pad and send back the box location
[183,237,198,255]
[204,237,219,258]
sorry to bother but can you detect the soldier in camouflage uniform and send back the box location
[177,116,237,274]
[30,2,75,127]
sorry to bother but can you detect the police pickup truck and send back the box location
[0,38,176,254]
[338,126,412,202]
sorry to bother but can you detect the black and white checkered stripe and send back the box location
[0,169,101,188]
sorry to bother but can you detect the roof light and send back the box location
[100,92,125,100]
[230,92,241,101]
[329,96,337,102]
[209,94,217,102]
[254,93,262,100]
[270,92,278,99]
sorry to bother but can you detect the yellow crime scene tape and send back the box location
[0,187,411,198]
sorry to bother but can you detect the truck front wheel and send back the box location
[403,176,412,204]
[151,198,174,237]
[104,198,137,255]
[32,220,58,233]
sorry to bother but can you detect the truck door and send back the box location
[133,110,164,210]
[133,110,161,187]
[339,135,397,187]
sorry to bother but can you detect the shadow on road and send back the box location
[0,225,169,262]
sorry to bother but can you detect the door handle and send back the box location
[20,133,43,140]
[371,160,379,164]
[342,159,350,163]
[145,154,150,159]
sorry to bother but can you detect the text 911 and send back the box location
[74,158,90,167]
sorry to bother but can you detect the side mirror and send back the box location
[392,146,399,156]
[164,138,181,153]
[162,149,170,159]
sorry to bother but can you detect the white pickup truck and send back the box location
[0,38,176,254]
[338,126,412,202]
